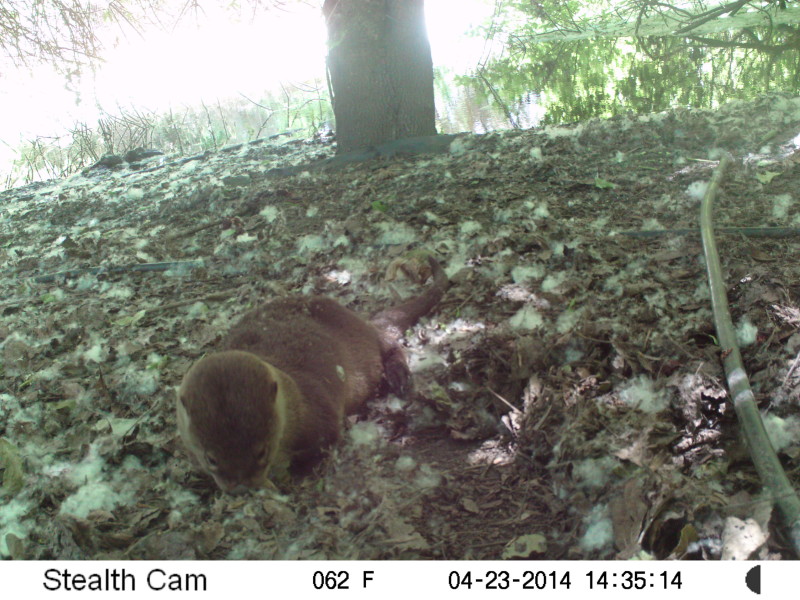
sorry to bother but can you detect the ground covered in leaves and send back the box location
[2,93,800,560]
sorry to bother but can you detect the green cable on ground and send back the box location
[700,153,800,557]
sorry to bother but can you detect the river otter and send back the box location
[177,254,448,492]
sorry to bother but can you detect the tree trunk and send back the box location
[323,0,437,154]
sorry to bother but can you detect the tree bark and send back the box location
[323,0,437,154]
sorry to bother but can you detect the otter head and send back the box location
[177,350,286,492]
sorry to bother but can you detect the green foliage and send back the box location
[0,438,24,496]
[460,0,800,126]
[594,177,616,189]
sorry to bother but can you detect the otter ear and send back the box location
[175,385,189,411]
[175,386,188,409]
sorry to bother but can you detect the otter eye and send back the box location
[205,452,219,470]
[254,447,268,465]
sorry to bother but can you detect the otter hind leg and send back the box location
[381,344,412,397]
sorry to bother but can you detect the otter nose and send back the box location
[226,483,250,495]
[214,476,250,495]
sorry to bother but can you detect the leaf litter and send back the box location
[2,94,800,559]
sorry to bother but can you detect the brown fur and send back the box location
[177,255,448,492]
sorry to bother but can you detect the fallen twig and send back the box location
[28,260,205,283]
[620,227,800,239]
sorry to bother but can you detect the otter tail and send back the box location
[370,254,449,337]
